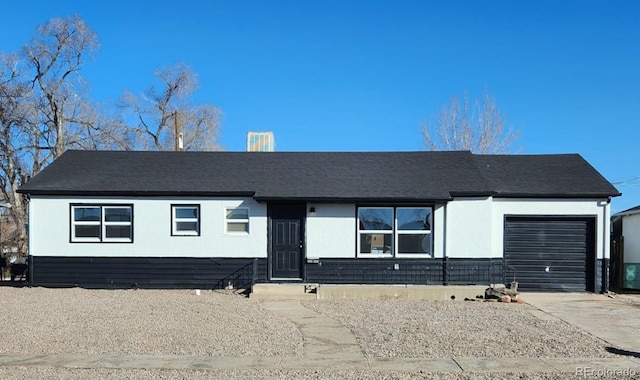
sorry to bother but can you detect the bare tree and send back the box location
[422,91,519,154]
[0,53,31,253]
[24,15,99,160]
[1,17,224,258]
[0,16,101,255]
[120,63,222,151]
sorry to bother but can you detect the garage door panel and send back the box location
[505,260,587,268]
[506,253,587,260]
[519,282,586,292]
[506,248,587,256]
[506,226,587,233]
[518,275,587,282]
[505,254,587,262]
[507,234,584,244]
[506,237,586,244]
[519,275,586,283]
[504,216,595,292]
[507,220,587,227]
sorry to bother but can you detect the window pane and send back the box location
[358,208,393,230]
[105,225,131,238]
[176,221,198,232]
[74,207,100,221]
[227,222,249,232]
[397,208,431,231]
[397,234,431,254]
[226,208,248,220]
[104,207,132,222]
[75,225,100,238]
[359,233,392,254]
[176,207,198,219]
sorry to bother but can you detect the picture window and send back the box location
[71,205,133,243]
[357,206,432,257]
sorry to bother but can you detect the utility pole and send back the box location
[174,111,180,151]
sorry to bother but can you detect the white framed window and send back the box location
[225,207,249,234]
[358,207,394,256]
[72,206,101,242]
[71,205,133,243]
[172,205,200,236]
[395,207,432,256]
[357,206,432,258]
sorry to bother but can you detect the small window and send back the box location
[225,207,249,234]
[103,207,132,241]
[71,205,133,243]
[358,207,393,255]
[72,206,101,241]
[172,205,200,236]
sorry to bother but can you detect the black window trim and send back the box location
[69,203,134,244]
[170,204,201,237]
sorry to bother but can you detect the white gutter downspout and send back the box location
[601,197,612,292]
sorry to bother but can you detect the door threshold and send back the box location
[270,278,303,281]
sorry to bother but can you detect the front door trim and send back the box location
[267,203,306,281]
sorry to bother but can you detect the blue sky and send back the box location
[1,1,639,212]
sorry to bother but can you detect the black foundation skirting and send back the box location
[29,256,267,289]
[27,256,610,291]
[306,257,507,286]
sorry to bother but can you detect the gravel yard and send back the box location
[0,288,631,380]
[0,287,303,357]
[303,299,617,359]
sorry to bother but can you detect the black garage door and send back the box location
[504,216,596,292]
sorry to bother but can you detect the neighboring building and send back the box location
[247,131,275,152]
[611,205,640,289]
[18,150,620,292]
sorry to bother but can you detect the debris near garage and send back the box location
[465,282,523,303]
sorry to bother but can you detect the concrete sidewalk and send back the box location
[523,292,640,354]
[261,300,364,363]
[1,352,639,373]
[0,298,639,374]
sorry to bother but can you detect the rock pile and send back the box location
[474,282,523,303]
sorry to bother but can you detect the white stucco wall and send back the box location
[432,204,445,258]
[623,213,640,263]
[28,195,612,261]
[305,203,355,259]
[442,197,611,260]
[491,198,610,260]
[305,203,445,259]
[443,197,494,258]
[28,196,267,258]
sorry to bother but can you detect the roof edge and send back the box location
[449,191,496,197]
[20,190,257,197]
[492,193,619,199]
[253,196,452,203]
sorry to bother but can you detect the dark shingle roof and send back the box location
[18,150,620,201]
[475,154,621,198]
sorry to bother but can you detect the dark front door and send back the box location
[269,203,305,280]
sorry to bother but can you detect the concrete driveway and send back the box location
[524,292,640,356]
